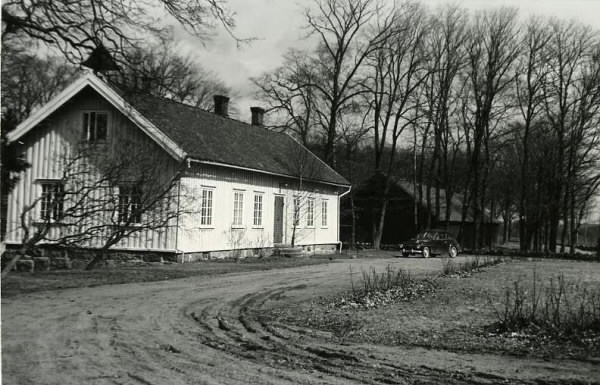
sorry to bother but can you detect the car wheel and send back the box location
[402,252,410,258]
[449,246,458,258]
[422,247,430,258]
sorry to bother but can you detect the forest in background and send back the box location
[253,0,600,253]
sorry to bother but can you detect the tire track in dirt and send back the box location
[182,283,526,384]
[3,258,599,384]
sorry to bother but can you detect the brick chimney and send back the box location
[250,106,265,126]
[213,95,229,117]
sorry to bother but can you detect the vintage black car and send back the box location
[400,230,460,258]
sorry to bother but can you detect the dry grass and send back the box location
[1,256,331,297]
[265,259,600,360]
[441,255,505,276]
[491,267,600,338]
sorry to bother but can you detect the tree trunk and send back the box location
[519,126,530,251]
[559,184,569,253]
[373,178,391,250]
[1,247,28,279]
[350,193,356,249]
[502,213,509,244]
[569,184,577,255]
[85,249,108,270]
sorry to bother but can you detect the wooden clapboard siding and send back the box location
[177,162,340,253]
[5,87,180,251]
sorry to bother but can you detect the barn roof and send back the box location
[354,173,499,223]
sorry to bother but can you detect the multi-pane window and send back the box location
[200,189,213,226]
[233,191,244,226]
[253,194,263,227]
[118,186,142,224]
[83,111,108,141]
[321,200,328,227]
[40,182,64,221]
[293,196,300,227]
[307,199,315,227]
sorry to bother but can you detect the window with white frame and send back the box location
[253,193,263,227]
[40,182,64,221]
[321,200,328,227]
[293,196,300,227]
[233,191,244,226]
[82,111,109,141]
[200,188,213,226]
[307,198,315,227]
[118,185,142,224]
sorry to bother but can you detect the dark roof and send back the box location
[108,87,349,186]
[355,173,499,223]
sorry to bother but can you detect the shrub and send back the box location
[357,265,415,294]
[490,267,600,338]
[441,255,504,277]
[342,265,437,308]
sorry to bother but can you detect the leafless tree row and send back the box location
[255,0,600,252]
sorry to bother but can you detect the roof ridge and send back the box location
[126,91,291,137]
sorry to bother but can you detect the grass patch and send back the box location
[1,256,331,297]
[490,267,600,342]
[441,255,505,277]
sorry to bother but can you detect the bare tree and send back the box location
[106,41,232,110]
[562,40,600,253]
[462,8,521,248]
[364,2,430,249]
[2,141,187,277]
[420,5,469,231]
[2,0,238,65]
[302,0,400,167]
[273,140,333,247]
[513,17,552,251]
[542,19,598,252]
[1,43,78,123]
[1,46,77,241]
[252,49,321,146]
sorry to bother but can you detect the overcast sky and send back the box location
[170,0,600,123]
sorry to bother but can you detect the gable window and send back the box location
[200,188,213,226]
[118,186,142,224]
[40,182,64,221]
[253,193,263,227]
[233,191,244,226]
[307,199,315,227]
[321,200,328,227]
[83,111,108,141]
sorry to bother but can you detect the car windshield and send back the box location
[416,231,434,239]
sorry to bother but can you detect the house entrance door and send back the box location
[273,196,284,244]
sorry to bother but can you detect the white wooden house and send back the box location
[4,73,351,261]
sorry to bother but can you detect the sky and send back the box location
[171,0,600,123]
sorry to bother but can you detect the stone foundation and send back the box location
[1,245,177,271]
[2,243,340,271]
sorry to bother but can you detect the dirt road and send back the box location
[3,257,599,384]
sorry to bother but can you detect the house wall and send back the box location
[5,87,180,251]
[176,162,341,253]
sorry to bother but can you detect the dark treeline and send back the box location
[254,0,600,253]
